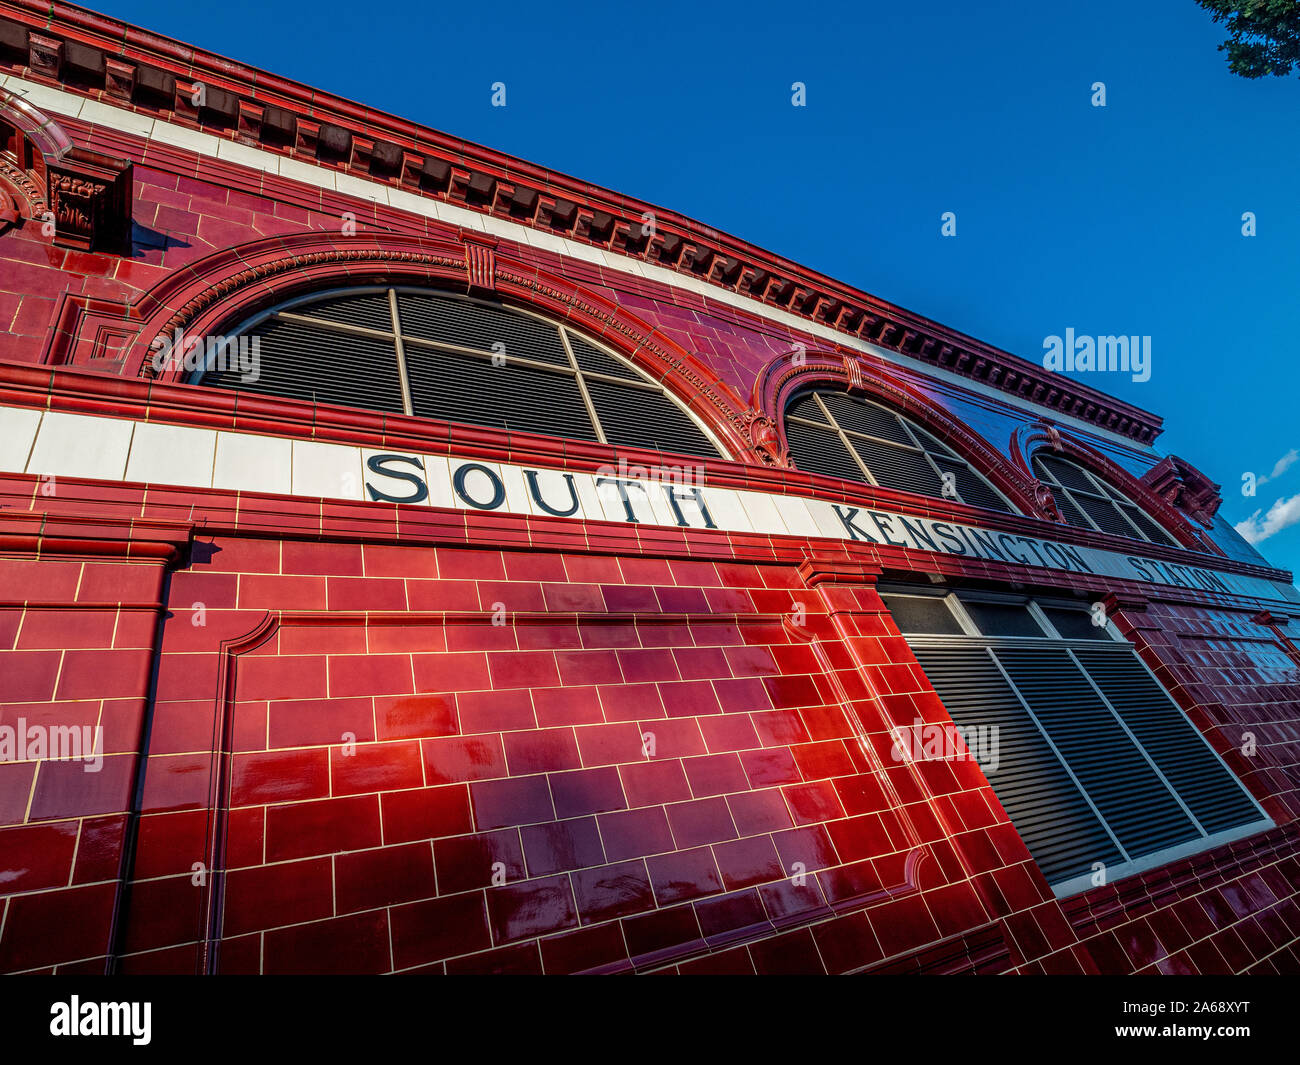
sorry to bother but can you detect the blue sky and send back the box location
[96,0,1300,576]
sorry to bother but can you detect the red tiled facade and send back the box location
[1,1,1298,976]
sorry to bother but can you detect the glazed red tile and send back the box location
[647,846,725,906]
[504,727,582,774]
[329,741,424,796]
[264,910,391,975]
[487,873,578,943]
[335,841,437,913]
[549,766,628,819]
[390,892,491,970]
[665,796,738,849]
[221,857,334,937]
[265,794,381,862]
[682,752,749,797]
[598,806,675,862]
[539,921,629,974]
[521,816,606,876]
[469,774,555,830]
[381,785,472,843]
[0,820,79,892]
[433,830,526,894]
[571,859,655,925]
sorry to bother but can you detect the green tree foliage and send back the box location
[1196,0,1300,76]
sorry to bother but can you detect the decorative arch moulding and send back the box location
[1009,422,1220,554]
[753,346,1046,515]
[0,1,1162,445]
[40,230,770,464]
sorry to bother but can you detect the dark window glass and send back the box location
[204,288,723,460]
[958,600,1045,638]
[880,594,964,635]
[785,389,1014,512]
[1041,607,1111,641]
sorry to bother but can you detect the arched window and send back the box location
[199,287,726,460]
[1032,453,1176,546]
[783,388,1017,513]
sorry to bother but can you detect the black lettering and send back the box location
[1128,556,1156,582]
[1042,542,1071,569]
[365,453,428,504]
[595,477,650,523]
[1017,537,1048,567]
[452,462,506,510]
[997,533,1030,565]
[931,522,967,555]
[899,517,937,552]
[968,529,1006,562]
[663,485,717,529]
[1057,543,1092,574]
[831,506,879,542]
[524,469,580,517]
[871,512,907,548]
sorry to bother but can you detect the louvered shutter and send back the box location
[911,646,1123,883]
[1071,648,1262,835]
[397,292,570,365]
[568,334,645,382]
[850,436,946,496]
[405,347,598,441]
[205,316,406,413]
[819,393,913,444]
[784,420,866,483]
[930,453,1012,513]
[581,377,720,457]
[992,647,1201,857]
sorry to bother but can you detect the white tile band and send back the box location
[2,405,1292,607]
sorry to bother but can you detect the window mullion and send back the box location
[560,327,608,446]
[387,289,415,417]
[816,393,876,485]
[1066,647,1209,839]
[984,647,1133,863]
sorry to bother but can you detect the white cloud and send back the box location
[1235,493,1300,544]
[1258,448,1299,487]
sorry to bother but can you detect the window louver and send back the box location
[582,376,718,456]
[849,436,946,497]
[783,420,866,484]
[911,646,1123,884]
[397,292,570,365]
[568,334,645,382]
[1033,453,1176,546]
[890,591,1269,893]
[819,391,912,445]
[406,347,599,441]
[205,317,406,414]
[201,287,723,460]
[784,389,1015,512]
[994,647,1201,858]
[1071,648,1264,834]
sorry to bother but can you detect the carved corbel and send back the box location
[46,147,132,253]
